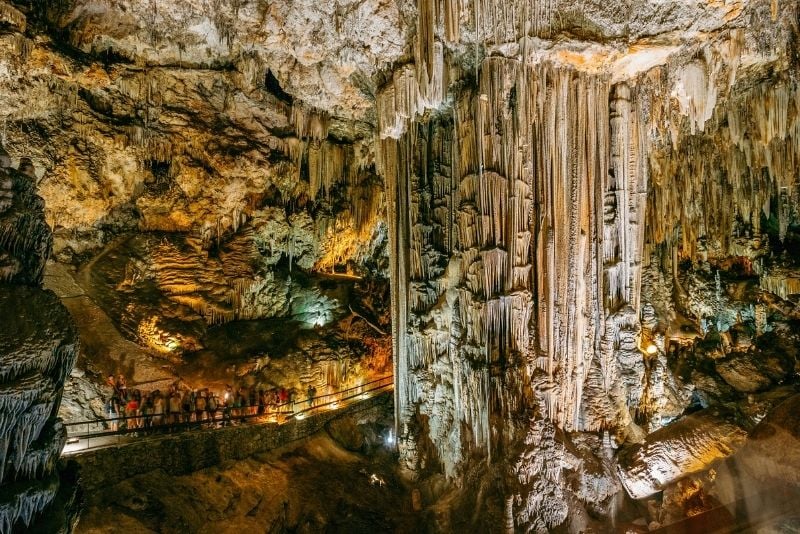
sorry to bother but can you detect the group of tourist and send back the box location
[104,374,320,432]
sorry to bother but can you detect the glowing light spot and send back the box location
[646,344,658,355]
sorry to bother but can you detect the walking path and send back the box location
[44,259,175,390]
[62,375,394,456]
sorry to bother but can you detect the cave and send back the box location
[1,0,800,532]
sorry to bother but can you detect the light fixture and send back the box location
[646,344,658,355]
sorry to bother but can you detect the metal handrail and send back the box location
[63,375,394,444]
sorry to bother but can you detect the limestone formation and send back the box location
[0,152,78,532]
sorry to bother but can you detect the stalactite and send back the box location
[385,55,642,477]
[292,104,330,141]
[647,76,800,262]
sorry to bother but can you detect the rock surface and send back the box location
[616,408,748,499]
[0,153,77,532]
[738,394,800,486]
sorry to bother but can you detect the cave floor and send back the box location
[75,433,421,534]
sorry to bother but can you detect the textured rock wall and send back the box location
[380,57,646,529]
[0,149,78,532]
[377,0,800,529]
[0,1,388,272]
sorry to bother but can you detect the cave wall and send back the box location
[0,0,389,273]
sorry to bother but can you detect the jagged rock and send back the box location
[616,408,748,499]
[0,164,51,286]
[716,353,783,393]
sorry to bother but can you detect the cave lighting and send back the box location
[328,401,339,410]
[646,344,658,355]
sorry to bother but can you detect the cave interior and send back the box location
[1,0,800,532]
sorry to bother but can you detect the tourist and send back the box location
[133,390,143,428]
[233,389,243,419]
[105,395,119,431]
[153,391,165,427]
[181,390,193,423]
[141,393,153,429]
[195,390,207,422]
[125,392,139,430]
[207,392,218,424]
[168,389,181,425]
[257,389,266,415]
[307,384,315,407]
[249,387,258,416]
[117,374,128,400]
[106,374,118,396]
[239,387,250,419]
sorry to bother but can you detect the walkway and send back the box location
[44,260,175,390]
[62,375,394,455]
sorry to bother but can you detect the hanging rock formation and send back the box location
[377,0,800,529]
[0,145,78,532]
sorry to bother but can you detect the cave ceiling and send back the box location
[0,0,783,242]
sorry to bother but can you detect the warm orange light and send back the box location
[646,344,658,355]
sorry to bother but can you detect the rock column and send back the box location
[0,148,78,532]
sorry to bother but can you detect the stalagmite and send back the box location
[0,152,77,532]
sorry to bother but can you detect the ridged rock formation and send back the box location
[0,147,78,532]
[616,407,748,499]
[377,0,800,529]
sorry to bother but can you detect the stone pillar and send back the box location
[0,148,78,533]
